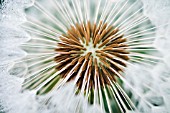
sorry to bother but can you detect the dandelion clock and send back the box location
[0,0,170,113]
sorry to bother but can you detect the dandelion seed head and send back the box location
[21,0,161,111]
[1,0,170,113]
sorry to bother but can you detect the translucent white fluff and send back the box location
[126,0,170,112]
[0,64,103,113]
[0,64,38,113]
[124,62,170,113]
[0,26,30,65]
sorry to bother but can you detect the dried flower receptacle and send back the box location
[54,21,129,92]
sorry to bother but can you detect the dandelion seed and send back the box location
[1,0,170,113]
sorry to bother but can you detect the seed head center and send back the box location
[82,38,102,60]
[54,21,129,90]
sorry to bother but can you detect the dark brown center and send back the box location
[55,21,129,91]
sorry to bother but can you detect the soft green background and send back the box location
[0,0,4,5]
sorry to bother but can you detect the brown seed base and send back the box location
[55,21,129,90]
